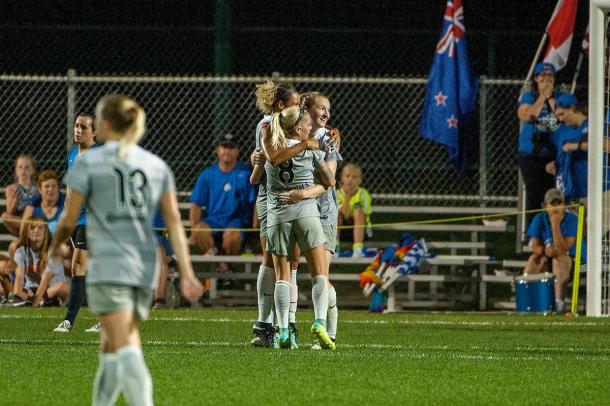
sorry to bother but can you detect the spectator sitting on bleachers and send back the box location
[1,154,38,236]
[8,216,58,306]
[0,254,17,303]
[189,134,257,279]
[9,170,65,258]
[20,170,65,235]
[337,163,372,257]
[524,188,582,312]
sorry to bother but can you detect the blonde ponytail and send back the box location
[270,112,288,149]
[96,93,146,159]
[118,104,145,159]
[269,106,304,149]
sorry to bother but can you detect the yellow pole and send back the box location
[570,204,585,314]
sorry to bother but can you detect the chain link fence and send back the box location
[0,73,522,206]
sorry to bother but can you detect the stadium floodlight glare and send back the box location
[588,0,610,316]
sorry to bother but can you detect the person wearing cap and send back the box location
[524,188,580,312]
[189,134,257,270]
[551,93,588,203]
[517,62,570,228]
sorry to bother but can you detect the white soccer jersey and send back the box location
[313,128,342,226]
[65,141,176,289]
[255,115,272,201]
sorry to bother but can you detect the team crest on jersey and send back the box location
[224,183,232,192]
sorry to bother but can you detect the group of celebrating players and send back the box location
[248,82,342,351]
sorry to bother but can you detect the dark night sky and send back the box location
[0,0,589,34]
[0,0,590,77]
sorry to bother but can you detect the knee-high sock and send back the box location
[92,352,121,406]
[311,275,329,322]
[289,269,298,324]
[327,284,338,339]
[256,265,274,324]
[274,281,291,329]
[65,275,86,325]
[116,345,153,406]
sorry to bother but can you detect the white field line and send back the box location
[1,338,609,361]
[1,313,608,328]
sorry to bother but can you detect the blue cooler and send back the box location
[515,272,555,313]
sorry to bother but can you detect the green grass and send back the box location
[1,308,610,405]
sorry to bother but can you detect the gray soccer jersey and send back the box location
[255,115,271,216]
[265,139,325,227]
[314,128,342,226]
[65,141,176,290]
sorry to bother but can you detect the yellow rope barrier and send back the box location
[0,204,581,234]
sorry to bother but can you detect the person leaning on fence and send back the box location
[551,93,588,205]
[337,163,372,257]
[517,62,569,228]
[188,134,257,281]
[1,154,38,236]
[524,188,583,312]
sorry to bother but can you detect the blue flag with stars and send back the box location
[419,0,478,172]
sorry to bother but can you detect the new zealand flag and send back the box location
[419,0,479,172]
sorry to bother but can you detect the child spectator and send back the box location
[0,254,17,303]
[337,163,372,257]
[1,154,38,236]
[8,216,52,306]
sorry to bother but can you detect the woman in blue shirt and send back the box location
[517,62,568,227]
[553,94,588,203]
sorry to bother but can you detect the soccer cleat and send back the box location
[9,296,31,307]
[54,320,72,333]
[278,328,291,349]
[152,298,167,310]
[310,320,336,351]
[250,322,275,348]
[311,337,335,351]
[85,322,102,333]
[288,323,299,349]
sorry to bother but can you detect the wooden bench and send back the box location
[190,254,499,311]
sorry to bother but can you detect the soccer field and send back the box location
[1,308,609,406]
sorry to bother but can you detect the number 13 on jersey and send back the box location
[112,167,149,209]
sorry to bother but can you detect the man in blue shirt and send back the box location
[189,134,257,263]
[524,188,582,312]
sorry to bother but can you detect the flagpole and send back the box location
[570,52,584,94]
[522,0,564,91]
[523,32,549,91]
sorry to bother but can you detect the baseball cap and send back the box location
[534,62,556,76]
[217,133,238,148]
[555,93,578,109]
[544,188,564,204]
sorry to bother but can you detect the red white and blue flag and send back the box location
[543,0,578,70]
[419,0,478,171]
